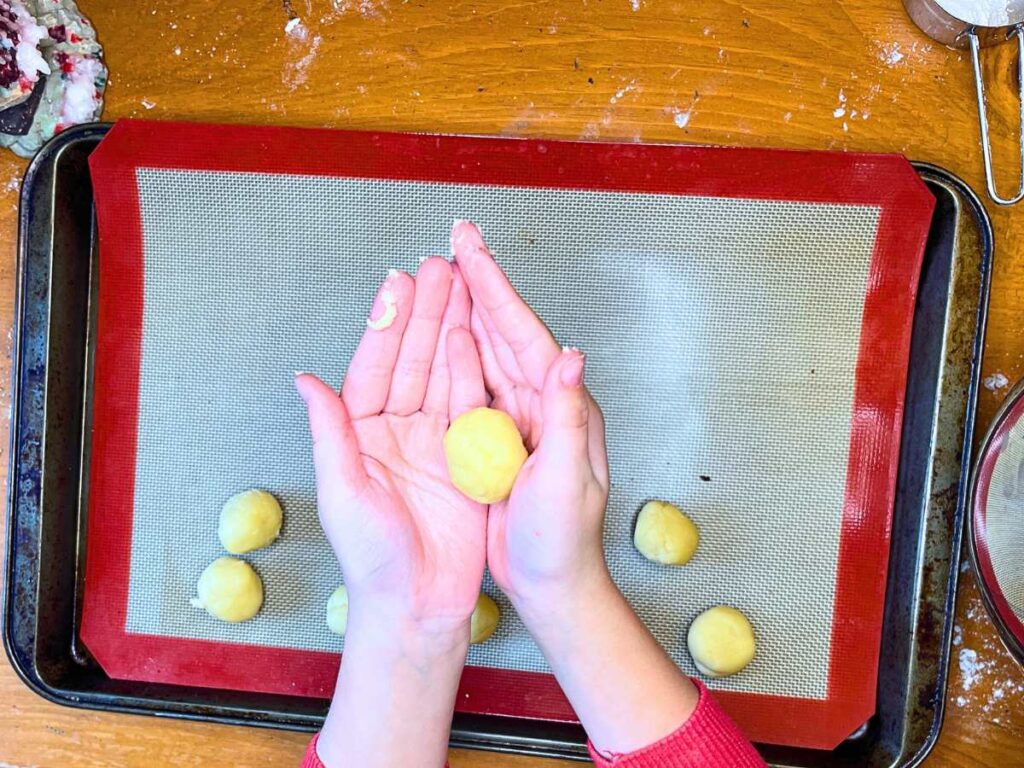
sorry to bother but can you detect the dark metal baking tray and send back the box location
[2,124,992,766]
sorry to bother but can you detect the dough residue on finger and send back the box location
[366,269,400,330]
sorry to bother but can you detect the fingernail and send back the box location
[560,352,585,387]
[294,370,308,378]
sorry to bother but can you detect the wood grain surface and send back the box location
[1,0,1023,765]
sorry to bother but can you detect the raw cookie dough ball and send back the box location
[325,585,349,636]
[687,606,756,678]
[444,407,527,504]
[634,500,700,565]
[470,593,500,644]
[218,489,283,554]
[191,557,263,623]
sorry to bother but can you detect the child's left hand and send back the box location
[295,258,488,638]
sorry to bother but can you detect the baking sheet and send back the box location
[80,119,935,749]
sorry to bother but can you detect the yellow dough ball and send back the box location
[444,407,527,504]
[218,489,283,554]
[634,500,700,565]
[687,606,756,678]
[325,585,349,636]
[470,593,500,644]
[190,557,263,623]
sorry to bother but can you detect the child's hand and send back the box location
[453,222,700,757]
[451,222,611,608]
[296,258,488,637]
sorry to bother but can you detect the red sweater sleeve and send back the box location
[302,681,762,768]
[588,680,766,767]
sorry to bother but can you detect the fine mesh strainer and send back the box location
[970,378,1024,664]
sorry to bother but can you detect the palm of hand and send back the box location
[297,258,490,628]
[326,412,485,621]
[452,222,609,598]
[473,332,606,595]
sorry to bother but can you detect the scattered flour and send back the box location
[285,17,309,41]
[783,111,792,122]
[953,624,963,646]
[610,78,639,104]
[332,0,387,18]
[833,88,848,119]
[880,42,905,67]
[671,96,699,129]
[959,648,983,690]
[983,372,1010,392]
[140,99,156,110]
[955,695,968,707]
[629,0,641,9]
[283,19,322,90]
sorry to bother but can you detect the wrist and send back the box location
[345,605,471,666]
[510,563,620,642]
[317,609,469,767]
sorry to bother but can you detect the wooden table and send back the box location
[1,1,1022,765]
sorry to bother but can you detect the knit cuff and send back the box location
[301,734,324,768]
[587,680,766,767]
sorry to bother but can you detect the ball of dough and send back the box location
[634,500,700,565]
[444,407,527,504]
[190,557,263,623]
[218,489,283,554]
[470,593,500,644]
[687,606,756,678]
[325,585,349,636]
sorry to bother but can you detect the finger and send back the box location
[537,349,590,464]
[423,264,471,415]
[447,327,487,419]
[476,304,539,440]
[385,258,452,415]
[470,307,522,425]
[475,301,528,385]
[451,220,560,389]
[586,394,609,489]
[342,271,415,419]
[295,374,369,502]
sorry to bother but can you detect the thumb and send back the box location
[538,349,589,462]
[295,373,369,503]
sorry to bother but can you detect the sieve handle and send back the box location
[968,25,1024,205]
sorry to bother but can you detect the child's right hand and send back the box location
[451,222,611,611]
[453,222,701,757]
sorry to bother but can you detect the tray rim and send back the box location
[1,123,994,766]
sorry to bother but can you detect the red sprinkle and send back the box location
[69,32,81,43]
[55,52,73,74]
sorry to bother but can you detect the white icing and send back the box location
[12,2,50,79]
[61,54,102,124]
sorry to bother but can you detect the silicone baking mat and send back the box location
[82,119,934,750]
